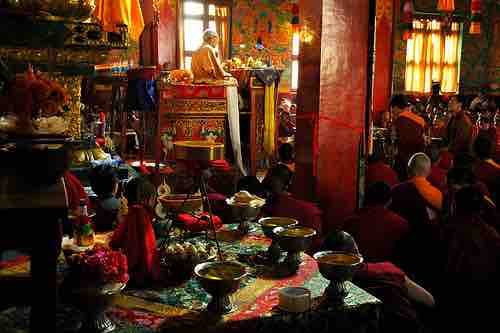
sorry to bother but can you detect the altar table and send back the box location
[0,224,381,333]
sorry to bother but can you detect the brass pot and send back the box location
[48,0,96,20]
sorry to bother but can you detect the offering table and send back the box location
[1,224,381,333]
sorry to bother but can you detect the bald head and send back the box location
[408,153,432,178]
[203,29,219,47]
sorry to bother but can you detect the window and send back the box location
[291,31,300,90]
[180,0,231,70]
[405,19,462,94]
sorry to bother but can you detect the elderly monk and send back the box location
[392,153,443,226]
[390,153,443,290]
[191,29,231,82]
[392,96,426,180]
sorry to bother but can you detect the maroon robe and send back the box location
[394,111,426,179]
[353,262,423,332]
[474,160,500,205]
[343,205,409,262]
[268,192,323,252]
[365,162,399,189]
[437,215,500,329]
[428,165,448,194]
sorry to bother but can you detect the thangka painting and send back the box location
[231,0,293,90]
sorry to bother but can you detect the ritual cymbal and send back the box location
[173,141,225,161]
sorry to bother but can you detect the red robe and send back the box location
[438,215,500,328]
[343,205,409,262]
[394,111,426,179]
[428,165,448,194]
[63,171,90,211]
[268,192,323,252]
[110,205,160,284]
[365,162,399,188]
[474,159,500,205]
[353,262,422,331]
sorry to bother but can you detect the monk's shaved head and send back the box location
[407,153,431,178]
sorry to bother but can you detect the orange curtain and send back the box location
[405,20,461,94]
[437,0,455,11]
[215,6,229,60]
[94,0,145,41]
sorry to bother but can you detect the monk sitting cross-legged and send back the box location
[390,153,443,290]
[343,182,409,263]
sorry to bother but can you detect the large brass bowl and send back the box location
[194,261,247,314]
[313,251,364,302]
[259,217,299,263]
[174,141,225,161]
[273,226,316,253]
[260,217,298,239]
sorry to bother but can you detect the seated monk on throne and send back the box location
[192,29,233,83]
[188,29,246,175]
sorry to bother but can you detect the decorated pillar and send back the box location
[294,0,371,230]
[487,3,500,93]
[372,0,395,125]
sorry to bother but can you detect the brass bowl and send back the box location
[48,0,96,20]
[174,141,225,161]
[194,261,247,314]
[158,194,203,213]
[314,251,364,282]
[313,251,363,302]
[259,217,298,239]
[273,226,317,253]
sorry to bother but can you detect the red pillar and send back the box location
[294,0,371,231]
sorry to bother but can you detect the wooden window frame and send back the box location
[179,0,233,69]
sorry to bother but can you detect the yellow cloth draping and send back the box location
[405,20,461,94]
[264,83,276,155]
[94,0,145,41]
[191,44,226,82]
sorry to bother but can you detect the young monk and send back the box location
[110,177,160,286]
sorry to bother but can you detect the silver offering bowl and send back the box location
[259,217,299,263]
[274,226,317,273]
[230,204,262,234]
[313,251,364,303]
[194,261,248,314]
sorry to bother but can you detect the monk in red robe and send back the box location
[473,135,500,206]
[365,152,399,189]
[343,182,409,262]
[426,146,452,194]
[446,95,474,154]
[390,153,442,289]
[392,96,426,180]
[110,177,160,286]
[437,186,500,331]
[322,230,435,332]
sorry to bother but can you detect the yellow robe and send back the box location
[94,0,145,41]
[191,44,226,82]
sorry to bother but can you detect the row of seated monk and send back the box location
[61,133,499,331]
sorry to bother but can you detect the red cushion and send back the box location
[177,213,223,233]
